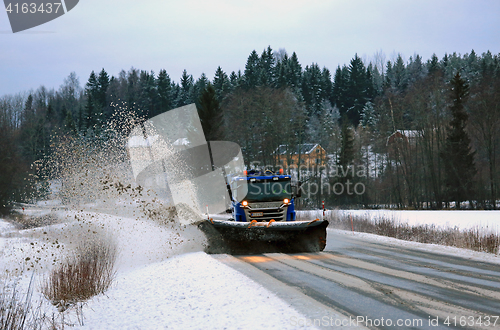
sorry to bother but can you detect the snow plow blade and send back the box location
[198,219,328,254]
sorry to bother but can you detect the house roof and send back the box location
[277,143,320,155]
[386,130,422,146]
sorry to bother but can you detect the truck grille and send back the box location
[250,202,282,209]
[245,202,286,222]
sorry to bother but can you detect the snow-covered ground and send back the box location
[341,209,500,233]
[300,209,500,234]
[1,207,499,329]
[74,252,313,329]
[0,208,320,329]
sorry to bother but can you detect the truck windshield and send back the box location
[242,179,292,202]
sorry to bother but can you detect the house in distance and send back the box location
[276,143,327,168]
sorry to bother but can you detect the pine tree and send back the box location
[392,54,408,91]
[244,50,260,89]
[193,73,209,107]
[321,67,333,104]
[385,61,393,89]
[406,54,425,86]
[345,54,369,126]
[213,66,230,103]
[64,107,77,135]
[258,46,275,86]
[157,69,172,114]
[177,70,194,106]
[138,70,157,118]
[360,101,376,127]
[441,72,476,208]
[85,92,95,130]
[365,64,376,100]
[338,117,355,169]
[229,70,243,89]
[97,68,109,109]
[127,68,140,113]
[274,52,288,88]
[196,83,225,141]
[336,117,356,204]
[333,65,348,116]
[428,54,440,75]
[86,71,99,95]
[85,71,98,129]
[301,63,323,116]
[287,52,302,91]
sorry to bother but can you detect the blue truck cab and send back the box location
[229,170,297,222]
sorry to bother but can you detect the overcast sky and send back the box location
[1,0,500,95]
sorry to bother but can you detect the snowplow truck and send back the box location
[199,169,328,254]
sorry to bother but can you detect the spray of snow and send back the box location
[1,105,219,280]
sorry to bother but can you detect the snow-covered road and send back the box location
[231,230,500,329]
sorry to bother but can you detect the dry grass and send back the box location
[298,210,500,254]
[41,238,117,312]
[0,275,44,330]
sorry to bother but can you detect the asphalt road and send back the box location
[213,230,500,330]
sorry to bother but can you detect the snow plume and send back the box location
[17,105,210,272]
[3,103,248,276]
[126,103,247,224]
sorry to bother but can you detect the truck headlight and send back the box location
[283,198,289,204]
[242,200,248,207]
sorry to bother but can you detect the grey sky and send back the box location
[1,0,499,95]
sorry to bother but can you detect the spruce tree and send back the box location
[196,83,225,141]
[338,117,355,170]
[213,66,230,103]
[259,46,275,86]
[301,63,323,116]
[157,69,172,114]
[138,70,157,119]
[392,54,408,91]
[127,68,140,113]
[97,68,109,109]
[441,72,476,208]
[336,116,356,205]
[193,73,209,106]
[321,67,333,104]
[229,71,240,89]
[85,71,98,129]
[345,54,369,126]
[428,54,440,75]
[333,65,348,115]
[244,50,260,88]
[286,52,302,91]
[64,107,77,135]
[177,70,194,106]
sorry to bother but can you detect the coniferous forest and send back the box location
[1,46,499,212]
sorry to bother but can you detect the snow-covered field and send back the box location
[302,209,500,234]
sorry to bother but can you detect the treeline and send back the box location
[1,47,499,211]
